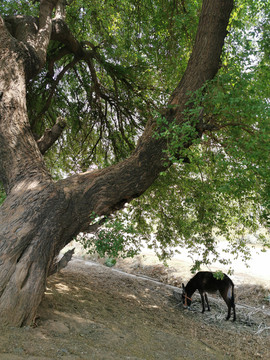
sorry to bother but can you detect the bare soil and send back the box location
[0,256,269,360]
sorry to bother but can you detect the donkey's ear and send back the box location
[182,283,185,290]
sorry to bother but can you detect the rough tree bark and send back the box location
[0,0,234,326]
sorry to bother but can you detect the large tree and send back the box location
[0,0,268,326]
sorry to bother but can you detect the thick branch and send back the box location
[0,16,51,193]
[54,0,67,21]
[4,1,60,79]
[48,248,75,276]
[169,0,234,121]
[37,117,67,154]
[51,18,83,55]
[0,3,62,192]
[33,0,60,70]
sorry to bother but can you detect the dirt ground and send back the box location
[0,254,270,360]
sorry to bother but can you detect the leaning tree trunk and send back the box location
[0,0,234,326]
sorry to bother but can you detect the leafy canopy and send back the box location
[78,0,270,270]
[1,0,269,270]
[1,0,197,173]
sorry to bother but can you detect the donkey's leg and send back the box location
[200,292,205,313]
[204,293,211,311]
[232,303,236,321]
[220,288,235,321]
[226,304,231,320]
[231,293,236,321]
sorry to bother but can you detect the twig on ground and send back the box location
[255,323,270,335]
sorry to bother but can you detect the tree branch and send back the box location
[0,15,52,194]
[54,0,67,21]
[51,18,83,55]
[80,215,110,233]
[48,46,71,76]
[4,1,60,79]
[37,116,67,154]
[48,247,75,276]
[31,56,79,128]
[169,0,234,122]
[34,0,59,69]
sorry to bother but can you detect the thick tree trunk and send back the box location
[0,183,80,325]
[0,0,234,326]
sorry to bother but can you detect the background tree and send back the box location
[0,0,268,327]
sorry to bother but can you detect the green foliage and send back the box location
[102,135,269,269]
[104,50,270,267]
[213,271,225,280]
[104,257,117,268]
[146,21,270,269]
[110,146,268,269]
[153,87,205,167]
[132,0,270,270]
[23,0,199,175]
[78,216,142,260]
[0,0,39,17]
